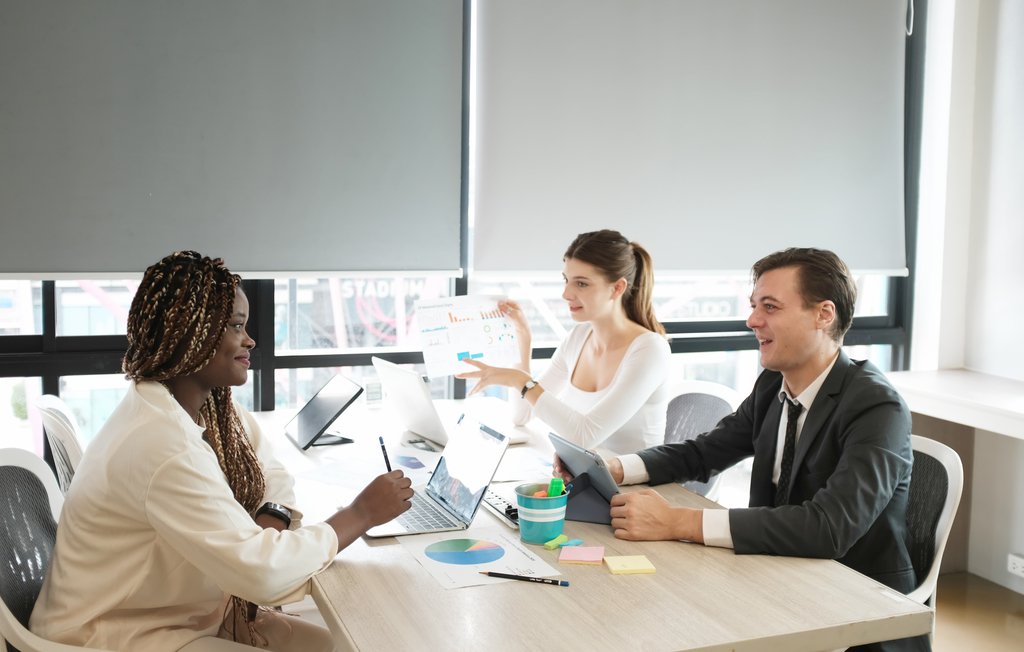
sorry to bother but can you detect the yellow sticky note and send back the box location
[603,555,656,575]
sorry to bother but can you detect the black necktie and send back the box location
[775,398,803,505]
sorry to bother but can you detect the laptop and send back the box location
[366,419,510,537]
[284,374,364,451]
[371,356,530,447]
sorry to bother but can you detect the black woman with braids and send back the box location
[31,251,412,651]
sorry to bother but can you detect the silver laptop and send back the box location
[371,356,530,447]
[372,356,452,446]
[366,419,510,537]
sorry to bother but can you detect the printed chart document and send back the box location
[399,526,560,589]
[414,295,519,378]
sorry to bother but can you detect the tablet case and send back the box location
[565,471,613,524]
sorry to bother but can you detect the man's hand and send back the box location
[609,489,703,543]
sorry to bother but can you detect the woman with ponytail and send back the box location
[32,251,412,651]
[460,230,671,455]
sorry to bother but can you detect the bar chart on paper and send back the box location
[415,295,519,378]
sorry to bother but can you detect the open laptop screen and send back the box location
[426,421,508,524]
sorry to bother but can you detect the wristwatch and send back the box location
[256,502,293,528]
[521,379,539,399]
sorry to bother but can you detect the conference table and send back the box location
[257,397,932,652]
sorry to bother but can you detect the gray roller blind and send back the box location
[473,0,908,274]
[0,0,463,277]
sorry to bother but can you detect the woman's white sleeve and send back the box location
[510,336,573,425]
[238,407,303,524]
[144,448,339,606]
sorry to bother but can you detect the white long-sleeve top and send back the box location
[512,324,671,455]
[30,381,339,651]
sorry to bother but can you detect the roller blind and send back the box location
[0,0,464,276]
[473,0,908,274]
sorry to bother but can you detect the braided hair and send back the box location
[124,251,267,641]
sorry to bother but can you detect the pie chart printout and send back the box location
[424,539,505,565]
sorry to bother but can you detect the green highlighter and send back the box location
[547,477,565,497]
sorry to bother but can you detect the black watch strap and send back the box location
[521,379,539,398]
[256,502,293,528]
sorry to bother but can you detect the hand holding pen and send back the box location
[339,437,412,530]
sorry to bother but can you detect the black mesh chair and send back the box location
[664,381,741,498]
[0,448,97,651]
[905,435,963,609]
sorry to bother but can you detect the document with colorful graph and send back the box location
[398,526,560,589]
[414,295,519,378]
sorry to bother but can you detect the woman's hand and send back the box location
[498,299,531,337]
[456,358,531,396]
[350,471,414,528]
[498,299,532,367]
[328,471,413,550]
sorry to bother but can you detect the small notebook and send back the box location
[604,555,656,574]
[558,546,604,565]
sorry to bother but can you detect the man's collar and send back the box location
[779,350,841,409]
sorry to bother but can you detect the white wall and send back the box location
[963,0,1024,594]
[916,0,1024,593]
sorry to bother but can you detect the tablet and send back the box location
[548,433,620,524]
[285,374,364,451]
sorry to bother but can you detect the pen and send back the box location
[478,571,569,587]
[379,436,392,472]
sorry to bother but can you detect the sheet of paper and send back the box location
[399,526,560,589]
[492,446,554,483]
[414,295,520,378]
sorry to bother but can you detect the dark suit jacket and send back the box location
[638,351,917,593]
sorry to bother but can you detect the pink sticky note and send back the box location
[558,545,604,565]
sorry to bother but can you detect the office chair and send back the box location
[0,448,100,651]
[33,396,84,495]
[664,380,741,498]
[905,435,964,610]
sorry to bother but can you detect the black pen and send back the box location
[479,571,569,587]
[379,436,392,472]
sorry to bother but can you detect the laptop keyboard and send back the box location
[397,493,461,532]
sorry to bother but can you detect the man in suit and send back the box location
[596,247,927,652]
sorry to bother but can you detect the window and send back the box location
[0,280,41,335]
[4,376,43,453]
[56,280,137,336]
[274,277,451,353]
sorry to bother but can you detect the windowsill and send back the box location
[886,369,1024,441]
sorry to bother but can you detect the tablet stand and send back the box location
[565,472,613,524]
[311,434,354,446]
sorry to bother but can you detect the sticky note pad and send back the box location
[604,555,656,574]
[558,546,604,565]
[543,534,569,550]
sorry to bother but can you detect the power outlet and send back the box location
[1009,553,1024,579]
